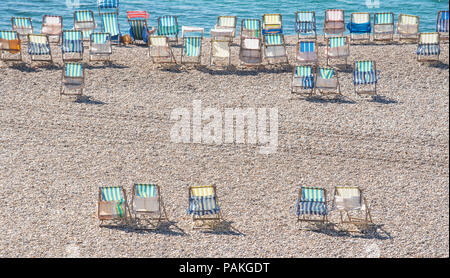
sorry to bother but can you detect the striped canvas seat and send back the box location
[74,10,96,40]
[298,41,315,53]
[241,19,261,38]
[295,187,328,216]
[327,36,349,59]
[436,11,449,33]
[295,11,316,34]
[101,12,121,43]
[184,36,201,57]
[0,30,18,41]
[157,16,179,37]
[65,62,83,78]
[417,33,440,56]
[319,67,335,79]
[353,60,377,85]
[348,13,371,34]
[100,186,125,218]
[328,36,347,48]
[324,9,345,34]
[28,34,51,55]
[375,12,393,25]
[264,33,283,46]
[294,65,314,89]
[12,17,33,35]
[316,67,339,92]
[0,30,21,60]
[129,19,147,41]
[217,16,236,28]
[188,186,220,216]
[62,31,83,53]
[334,186,363,211]
[90,33,112,59]
[135,184,157,198]
[296,41,318,64]
[98,0,119,10]
[398,14,419,36]
[262,14,282,34]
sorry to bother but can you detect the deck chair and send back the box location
[131,184,168,229]
[295,186,328,229]
[353,60,378,96]
[127,11,151,44]
[262,14,282,35]
[157,16,180,44]
[148,36,176,67]
[295,11,317,40]
[324,9,345,36]
[240,18,261,39]
[60,62,85,99]
[98,0,119,15]
[74,10,96,41]
[181,35,202,65]
[188,185,222,229]
[27,34,53,63]
[436,11,449,40]
[263,33,288,65]
[296,40,318,67]
[214,16,237,40]
[210,37,232,67]
[315,67,341,96]
[62,30,84,62]
[98,186,131,226]
[0,31,22,62]
[416,33,440,62]
[397,14,419,42]
[41,15,63,44]
[348,12,371,42]
[100,12,121,44]
[239,37,262,65]
[292,65,315,95]
[373,12,395,42]
[89,32,112,62]
[326,36,350,68]
[11,17,33,39]
[333,186,373,230]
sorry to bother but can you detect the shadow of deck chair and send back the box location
[188,185,222,230]
[100,12,121,45]
[295,186,329,230]
[148,35,176,68]
[157,16,180,44]
[0,30,22,62]
[315,66,341,97]
[332,186,373,231]
[98,186,132,227]
[131,184,168,230]
[373,12,395,42]
[323,9,345,37]
[353,60,378,96]
[436,10,449,40]
[262,13,283,35]
[12,16,33,40]
[127,11,153,44]
[41,15,63,44]
[62,30,84,62]
[348,12,371,43]
[416,32,440,62]
[326,36,350,68]
[27,34,53,64]
[296,40,318,67]
[263,33,288,65]
[60,62,85,100]
[89,32,112,62]
[295,11,317,40]
[74,10,96,42]
[397,14,419,42]
[292,65,315,96]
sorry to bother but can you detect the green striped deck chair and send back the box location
[324,9,345,36]
[98,186,131,226]
[132,184,168,229]
[181,36,202,65]
[333,186,373,230]
[373,12,395,41]
[326,36,349,67]
[89,32,112,62]
[295,11,317,40]
[60,62,85,99]
[148,35,176,66]
[295,186,329,229]
[210,37,232,67]
[353,60,378,95]
[315,67,341,95]
[263,33,288,64]
[157,16,180,43]
[0,30,22,62]
[215,16,237,38]
[240,18,261,39]
[416,32,440,62]
[62,30,84,62]
[100,12,121,44]
[188,185,222,229]
[27,34,53,63]
[292,65,315,95]
[296,40,318,66]
[397,14,420,41]
[41,15,63,43]
[262,13,282,35]
[74,10,96,41]
[11,17,33,38]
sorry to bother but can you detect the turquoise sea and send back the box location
[0,0,448,35]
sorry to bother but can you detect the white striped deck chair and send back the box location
[62,30,84,62]
[157,16,179,43]
[210,37,232,67]
[132,184,168,229]
[373,12,395,41]
[436,10,449,39]
[98,186,131,226]
[397,14,420,41]
[324,9,345,36]
[326,36,350,67]
[353,60,378,95]
[416,32,440,62]
[240,18,261,39]
[100,12,121,44]
[148,35,176,67]
[262,13,282,35]
[0,30,22,62]
[239,37,262,65]
[41,15,63,44]
[295,11,317,40]
[295,186,328,229]
[11,17,33,38]
[315,67,341,96]
[188,185,222,229]
[181,36,202,65]
[292,65,315,95]
[333,186,373,230]
[89,32,112,62]
[263,33,288,64]
[296,40,318,66]
[127,11,150,44]
[60,62,85,99]
[215,16,237,38]
[27,34,53,63]
[74,10,96,41]
[348,13,371,42]
[98,0,119,15]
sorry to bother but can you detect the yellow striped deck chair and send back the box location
[210,37,232,67]
[27,34,53,63]
[262,13,282,35]
[100,12,121,44]
[132,184,168,229]
[127,11,151,44]
[292,65,315,95]
[373,12,395,42]
[315,66,341,96]
[215,16,237,38]
[263,33,288,65]
[148,35,176,67]
[416,32,440,62]
[74,10,96,41]
[296,40,318,66]
[41,15,63,44]
[181,36,203,65]
[89,32,112,62]
[326,36,350,68]
[11,16,33,38]
[333,186,373,230]
[295,186,329,229]
[98,186,131,226]
[324,9,345,36]
[397,14,420,41]
[353,60,378,95]
[62,30,84,62]
[0,30,22,62]
[60,62,85,100]
[188,185,222,229]
[240,18,261,39]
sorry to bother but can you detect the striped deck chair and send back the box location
[296,40,318,66]
[62,30,84,62]
[397,14,420,41]
[436,11,449,39]
[98,0,119,15]
[0,30,22,62]
[239,37,262,65]
[326,36,350,68]
[262,14,282,35]
[263,33,288,65]
[181,36,203,65]
[348,12,371,42]
[315,67,341,96]
[373,12,395,42]
[60,62,85,99]
[240,18,261,39]
[132,184,168,229]
[295,186,328,228]
[416,33,440,62]
[74,10,96,41]
[292,65,315,95]
[127,11,151,44]
[100,12,121,44]
[98,186,131,226]
[215,16,237,39]
[157,16,180,44]
[210,37,232,67]
[324,9,345,36]
[188,185,222,229]
[295,11,317,40]
[27,34,53,63]
[11,17,33,39]
[353,60,378,95]
[89,32,112,62]
[332,186,373,230]
[41,15,63,44]
[148,36,176,67]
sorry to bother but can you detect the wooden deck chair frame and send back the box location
[215,15,237,39]
[295,11,317,40]
[262,13,283,35]
[314,67,341,96]
[89,32,112,63]
[11,16,33,40]
[157,16,180,44]
[60,62,85,100]
[296,186,329,230]
[397,14,420,42]
[263,33,288,65]
[131,184,168,230]
[240,18,262,40]
[27,34,53,64]
[97,186,132,227]
[373,12,395,42]
[74,10,96,42]
[188,185,223,230]
[100,11,121,45]
[148,35,177,68]
[417,32,440,62]
[332,186,373,231]
[353,60,378,96]
[326,36,350,68]
[239,37,263,66]
[181,34,203,65]
[0,31,22,62]
[210,37,232,67]
[62,30,84,62]
[436,10,449,40]
[291,65,315,96]
[295,40,319,67]
[349,12,371,43]
[323,9,345,37]
[41,15,63,44]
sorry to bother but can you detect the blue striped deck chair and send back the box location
[373,12,395,42]
[397,14,420,41]
[98,186,131,226]
[315,66,341,95]
[101,12,121,44]
[416,32,440,62]
[292,65,315,95]
[0,30,22,62]
[98,0,119,15]
[240,18,261,39]
[436,11,449,39]
[41,15,63,44]
[11,17,33,38]
[62,30,84,62]
[74,10,96,41]
[157,16,180,44]
[348,13,371,42]
[89,32,112,62]
[326,36,350,68]
[332,186,373,230]
[148,36,176,66]
[188,185,222,229]
[263,33,288,64]
[295,186,328,229]
[262,14,283,35]
[353,60,378,95]
[60,62,85,99]
[181,36,203,65]
[215,16,237,38]
[127,11,151,44]
[295,11,317,40]
[132,184,168,229]
[324,9,345,36]
[296,40,318,66]
[27,34,53,63]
